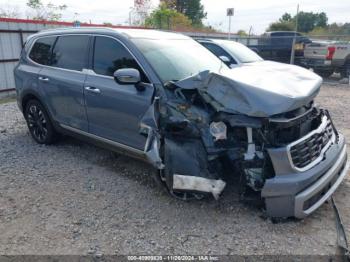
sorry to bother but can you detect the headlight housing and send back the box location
[209,121,227,141]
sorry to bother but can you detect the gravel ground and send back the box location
[0,83,350,256]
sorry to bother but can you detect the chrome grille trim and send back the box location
[287,115,336,172]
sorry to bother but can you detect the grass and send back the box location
[0,97,16,105]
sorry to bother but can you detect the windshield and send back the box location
[131,38,226,82]
[219,41,263,63]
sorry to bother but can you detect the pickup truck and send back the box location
[248,31,312,64]
[303,40,350,78]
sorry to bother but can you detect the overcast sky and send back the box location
[1,0,350,33]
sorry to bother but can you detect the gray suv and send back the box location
[14,27,348,219]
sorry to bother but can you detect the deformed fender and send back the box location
[140,97,164,169]
[145,130,164,169]
[163,138,226,199]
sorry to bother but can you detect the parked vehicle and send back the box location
[248,31,312,64]
[197,39,264,67]
[14,28,348,219]
[303,40,350,78]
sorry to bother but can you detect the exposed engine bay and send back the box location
[141,70,347,218]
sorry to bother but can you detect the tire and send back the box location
[24,99,58,144]
[340,60,350,79]
[314,69,334,78]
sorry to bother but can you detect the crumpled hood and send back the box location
[174,61,322,117]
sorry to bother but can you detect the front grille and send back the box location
[289,116,334,169]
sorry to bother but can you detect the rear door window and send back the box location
[29,37,57,65]
[51,35,90,71]
[93,36,148,82]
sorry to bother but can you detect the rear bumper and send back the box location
[301,58,333,69]
[262,134,348,218]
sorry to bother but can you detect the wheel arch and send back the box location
[20,90,55,124]
[344,54,350,63]
[21,92,40,113]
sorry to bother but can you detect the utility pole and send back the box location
[248,26,253,45]
[290,4,299,64]
[228,16,231,40]
[129,7,134,26]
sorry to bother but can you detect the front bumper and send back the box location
[262,134,348,218]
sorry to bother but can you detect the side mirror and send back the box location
[113,68,141,85]
[219,55,231,64]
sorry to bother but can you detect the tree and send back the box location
[268,21,294,31]
[0,5,20,18]
[309,23,350,38]
[160,0,176,9]
[182,0,206,26]
[26,0,67,21]
[145,3,192,30]
[297,12,328,32]
[160,0,206,26]
[267,11,328,33]
[314,12,328,28]
[279,13,292,22]
[237,30,248,36]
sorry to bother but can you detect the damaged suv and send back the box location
[15,28,348,219]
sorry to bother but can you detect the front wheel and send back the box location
[24,99,58,144]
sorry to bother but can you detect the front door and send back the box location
[84,36,154,150]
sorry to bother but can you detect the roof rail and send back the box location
[38,26,116,33]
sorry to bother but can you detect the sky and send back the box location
[1,0,350,34]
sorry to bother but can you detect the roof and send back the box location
[197,38,245,47]
[31,27,190,40]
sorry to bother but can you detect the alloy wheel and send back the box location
[27,104,48,142]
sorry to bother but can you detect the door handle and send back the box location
[38,76,50,82]
[84,86,101,94]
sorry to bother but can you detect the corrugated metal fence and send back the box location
[0,18,65,93]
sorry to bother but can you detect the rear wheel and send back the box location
[24,99,58,144]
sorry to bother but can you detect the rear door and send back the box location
[38,35,90,131]
[84,35,154,150]
[18,36,56,103]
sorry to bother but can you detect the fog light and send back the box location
[209,121,227,141]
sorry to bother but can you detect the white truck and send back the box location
[303,40,350,78]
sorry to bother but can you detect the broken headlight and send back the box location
[209,121,227,141]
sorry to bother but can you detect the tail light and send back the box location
[326,46,336,60]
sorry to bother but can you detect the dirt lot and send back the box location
[0,82,350,256]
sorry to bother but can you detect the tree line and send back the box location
[268,11,350,36]
[0,0,67,21]
[1,0,349,36]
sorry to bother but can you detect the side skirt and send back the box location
[58,124,147,161]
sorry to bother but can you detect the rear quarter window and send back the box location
[29,37,57,65]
